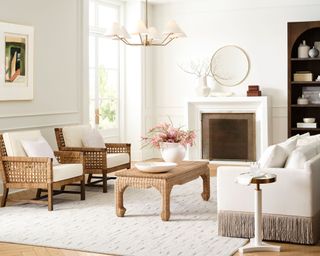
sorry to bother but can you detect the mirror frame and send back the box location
[210,45,250,87]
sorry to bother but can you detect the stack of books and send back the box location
[297,122,317,128]
[247,85,261,96]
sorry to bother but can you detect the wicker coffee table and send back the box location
[115,161,210,221]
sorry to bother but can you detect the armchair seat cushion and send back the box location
[107,153,130,168]
[53,164,83,182]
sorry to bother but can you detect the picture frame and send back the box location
[0,22,34,101]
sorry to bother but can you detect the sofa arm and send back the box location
[54,151,84,165]
[217,166,314,217]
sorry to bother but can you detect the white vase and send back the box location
[160,142,186,163]
[196,76,211,97]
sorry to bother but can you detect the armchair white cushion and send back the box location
[107,153,130,168]
[3,130,42,156]
[21,136,59,165]
[62,125,91,147]
[81,128,105,148]
[53,164,83,182]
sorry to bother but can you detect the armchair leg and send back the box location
[87,174,92,184]
[80,177,85,200]
[103,173,107,193]
[1,188,9,207]
[48,184,53,211]
[36,189,42,199]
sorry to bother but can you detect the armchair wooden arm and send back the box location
[105,143,131,154]
[54,151,84,165]
[1,156,52,184]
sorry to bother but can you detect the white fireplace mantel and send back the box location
[186,96,271,161]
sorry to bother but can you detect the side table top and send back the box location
[251,173,276,184]
[115,160,209,179]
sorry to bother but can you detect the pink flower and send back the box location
[141,121,196,149]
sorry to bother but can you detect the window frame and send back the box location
[88,0,125,140]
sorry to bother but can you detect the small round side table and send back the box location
[238,173,281,253]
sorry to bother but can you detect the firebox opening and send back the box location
[202,113,256,161]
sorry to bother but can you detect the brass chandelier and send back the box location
[106,0,186,46]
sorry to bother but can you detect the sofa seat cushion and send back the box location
[107,153,130,168]
[3,130,42,156]
[53,164,83,182]
[62,125,91,147]
[285,141,318,169]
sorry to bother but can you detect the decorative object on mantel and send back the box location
[316,75,320,82]
[105,0,185,46]
[0,22,34,101]
[297,95,309,105]
[142,121,196,163]
[178,59,211,97]
[309,46,319,58]
[293,71,313,82]
[210,45,250,87]
[298,40,310,58]
[247,85,261,96]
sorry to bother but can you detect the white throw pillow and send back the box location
[285,141,318,169]
[81,128,105,148]
[297,134,320,147]
[259,145,288,168]
[21,136,59,166]
[278,137,297,155]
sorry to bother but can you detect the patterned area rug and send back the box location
[0,178,247,256]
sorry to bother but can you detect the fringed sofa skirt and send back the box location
[218,210,320,244]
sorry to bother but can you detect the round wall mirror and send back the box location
[210,45,250,87]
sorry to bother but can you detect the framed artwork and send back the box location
[0,22,34,101]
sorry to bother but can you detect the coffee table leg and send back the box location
[200,170,210,201]
[160,184,172,221]
[115,180,127,217]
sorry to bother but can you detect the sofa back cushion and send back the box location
[285,141,318,169]
[62,125,91,147]
[3,130,42,156]
[259,145,288,168]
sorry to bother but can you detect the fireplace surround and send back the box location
[187,97,270,161]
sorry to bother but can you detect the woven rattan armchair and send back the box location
[55,127,131,193]
[0,133,85,211]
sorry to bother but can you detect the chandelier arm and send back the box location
[160,33,173,44]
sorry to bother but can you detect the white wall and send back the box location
[151,0,320,145]
[0,0,85,193]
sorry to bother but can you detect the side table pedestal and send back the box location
[237,173,281,254]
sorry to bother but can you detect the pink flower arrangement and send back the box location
[142,122,196,149]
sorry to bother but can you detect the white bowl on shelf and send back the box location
[135,162,177,173]
[303,118,316,123]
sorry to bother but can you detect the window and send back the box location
[89,0,122,137]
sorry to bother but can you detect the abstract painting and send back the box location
[0,22,33,100]
[5,34,27,84]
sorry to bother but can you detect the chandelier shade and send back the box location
[105,0,186,46]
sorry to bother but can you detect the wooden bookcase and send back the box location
[288,21,320,137]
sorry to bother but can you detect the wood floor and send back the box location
[1,165,319,255]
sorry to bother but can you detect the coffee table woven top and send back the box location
[115,160,209,179]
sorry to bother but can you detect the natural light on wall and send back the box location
[89,0,120,135]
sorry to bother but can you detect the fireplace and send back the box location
[201,113,256,161]
[187,97,270,161]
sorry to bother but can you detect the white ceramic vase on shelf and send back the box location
[196,76,211,97]
[160,142,186,163]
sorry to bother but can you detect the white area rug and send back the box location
[0,178,247,256]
